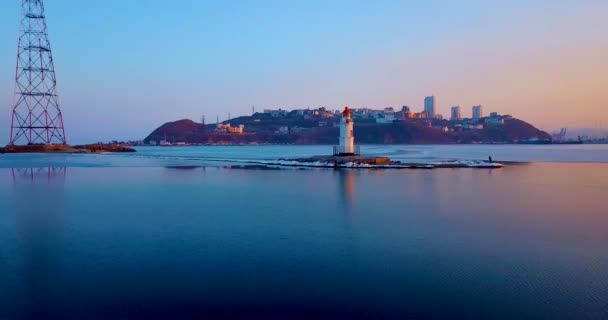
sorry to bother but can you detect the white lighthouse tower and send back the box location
[338,107,355,155]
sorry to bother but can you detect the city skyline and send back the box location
[0,0,607,143]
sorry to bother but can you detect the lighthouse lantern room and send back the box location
[338,107,355,156]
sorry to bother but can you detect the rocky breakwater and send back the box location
[268,155,503,169]
[73,144,136,153]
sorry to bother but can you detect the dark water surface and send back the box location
[1,162,608,319]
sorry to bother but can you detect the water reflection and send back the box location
[165,165,205,170]
[0,163,607,318]
[337,170,356,218]
[11,167,66,185]
[10,167,66,318]
[219,164,282,171]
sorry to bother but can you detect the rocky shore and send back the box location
[260,155,504,169]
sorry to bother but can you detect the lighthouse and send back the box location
[338,107,355,155]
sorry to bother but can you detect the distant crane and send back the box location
[558,128,567,142]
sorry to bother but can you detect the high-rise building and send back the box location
[472,105,483,120]
[450,106,462,121]
[424,96,436,118]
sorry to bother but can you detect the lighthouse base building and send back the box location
[336,107,356,156]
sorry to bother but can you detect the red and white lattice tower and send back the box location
[9,0,67,145]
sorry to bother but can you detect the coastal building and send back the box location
[485,114,504,126]
[262,109,288,117]
[451,106,462,121]
[472,105,483,120]
[424,96,436,118]
[464,123,485,130]
[271,109,288,118]
[232,125,245,133]
[338,107,355,155]
[217,123,245,134]
[433,125,450,132]
[406,111,430,119]
[309,107,333,118]
[368,110,382,120]
[376,113,396,124]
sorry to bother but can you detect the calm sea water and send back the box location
[1,145,607,319]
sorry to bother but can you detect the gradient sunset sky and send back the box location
[0,0,606,143]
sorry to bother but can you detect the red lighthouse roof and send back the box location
[342,107,351,117]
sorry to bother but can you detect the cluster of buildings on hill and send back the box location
[449,104,483,121]
[258,95,510,129]
[143,93,547,145]
[184,95,512,140]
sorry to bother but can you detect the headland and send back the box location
[143,107,551,146]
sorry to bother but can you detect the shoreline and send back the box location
[0,144,136,154]
[133,141,605,147]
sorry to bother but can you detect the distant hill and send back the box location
[144,115,551,145]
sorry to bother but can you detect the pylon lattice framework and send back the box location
[10,0,66,145]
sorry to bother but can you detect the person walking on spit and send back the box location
[488,156,493,163]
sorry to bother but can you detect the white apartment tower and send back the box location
[450,106,462,121]
[424,96,436,118]
[472,105,483,120]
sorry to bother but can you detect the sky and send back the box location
[0,0,607,143]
